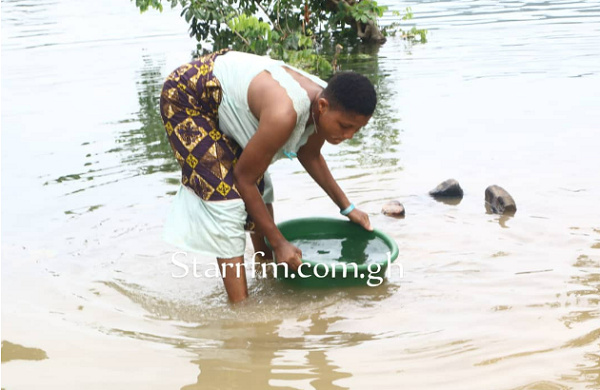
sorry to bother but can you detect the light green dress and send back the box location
[163,51,327,258]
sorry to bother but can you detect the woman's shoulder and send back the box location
[281,64,327,89]
[217,51,281,67]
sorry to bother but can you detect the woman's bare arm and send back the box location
[297,132,373,231]
[233,83,302,270]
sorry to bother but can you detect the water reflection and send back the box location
[112,55,179,176]
[180,312,355,390]
[47,55,179,194]
[485,203,516,228]
[433,197,462,206]
[102,277,398,388]
[563,253,600,322]
[559,243,600,388]
[330,43,402,169]
[560,353,600,390]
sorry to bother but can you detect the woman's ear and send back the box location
[318,97,330,115]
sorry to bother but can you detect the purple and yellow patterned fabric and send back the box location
[159,49,265,204]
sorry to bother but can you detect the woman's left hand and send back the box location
[346,208,373,231]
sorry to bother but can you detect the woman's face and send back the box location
[316,98,371,145]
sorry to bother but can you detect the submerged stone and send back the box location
[485,185,517,215]
[382,200,405,218]
[429,179,464,198]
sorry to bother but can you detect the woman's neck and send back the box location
[309,89,323,128]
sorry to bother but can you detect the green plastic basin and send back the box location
[265,217,399,288]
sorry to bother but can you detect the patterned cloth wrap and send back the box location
[160,49,265,231]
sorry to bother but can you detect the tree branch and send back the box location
[216,6,252,46]
[254,0,282,33]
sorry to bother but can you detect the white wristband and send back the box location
[340,203,355,216]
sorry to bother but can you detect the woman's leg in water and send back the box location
[217,256,248,303]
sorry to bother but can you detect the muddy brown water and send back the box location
[2,0,600,389]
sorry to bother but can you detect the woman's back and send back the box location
[213,51,326,161]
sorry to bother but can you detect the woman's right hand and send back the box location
[273,240,302,272]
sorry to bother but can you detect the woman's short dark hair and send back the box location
[322,72,377,116]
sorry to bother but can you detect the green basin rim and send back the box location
[267,217,399,272]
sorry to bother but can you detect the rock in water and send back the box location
[485,185,517,215]
[429,179,464,198]
[382,201,405,218]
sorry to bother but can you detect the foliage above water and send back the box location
[133,0,427,76]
